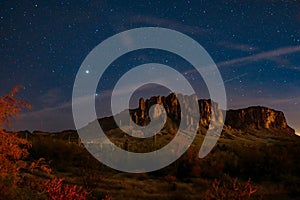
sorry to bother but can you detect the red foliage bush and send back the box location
[0,86,32,128]
[38,178,90,200]
[205,175,258,200]
[0,86,32,183]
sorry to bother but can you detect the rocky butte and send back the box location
[17,93,295,140]
[127,93,295,135]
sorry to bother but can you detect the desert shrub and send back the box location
[35,178,91,200]
[0,86,32,197]
[0,86,32,128]
[29,157,52,174]
[204,175,258,200]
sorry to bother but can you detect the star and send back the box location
[0,0,299,133]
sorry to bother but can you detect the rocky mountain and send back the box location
[16,93,295,139]
[128,93,295,135]
[225,106,294,132]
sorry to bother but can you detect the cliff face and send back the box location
[130,93,223,128]
[129,94,295,135]
[225,106,294,133]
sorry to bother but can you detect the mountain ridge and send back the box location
[17,93,295,137]
[127,93,295,135]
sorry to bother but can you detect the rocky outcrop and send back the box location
[128,93,295,135]
[225,106,294,134]
[130,94,217,128]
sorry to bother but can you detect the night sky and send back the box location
[1,1,299,133]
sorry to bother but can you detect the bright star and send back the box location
[85,70,90,74]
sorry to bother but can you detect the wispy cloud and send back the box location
[217,45,300,67]
[223,73,248,84]
[181,45,300,77]
[218,41,258,52]
[127,15,209,36]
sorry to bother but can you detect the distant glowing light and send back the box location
[85,70,90,74]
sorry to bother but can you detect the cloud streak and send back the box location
[127,15,209,36]
[218,41,258,52]
[217,45,300,67]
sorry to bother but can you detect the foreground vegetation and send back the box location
[25,128,299,200]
